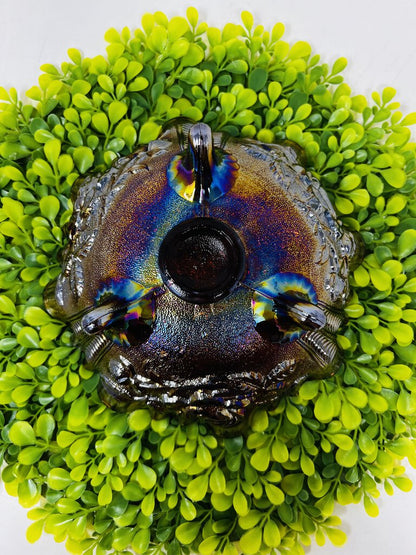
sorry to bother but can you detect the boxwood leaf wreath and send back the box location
[1,7,416,555]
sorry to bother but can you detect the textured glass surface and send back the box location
[46,123,359,423]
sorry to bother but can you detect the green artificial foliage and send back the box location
[1,7,416,555]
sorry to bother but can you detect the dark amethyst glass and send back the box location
[45,123,359,424]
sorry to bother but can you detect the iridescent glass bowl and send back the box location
[45,123,359,423]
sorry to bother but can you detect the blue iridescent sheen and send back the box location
[46,123,358,424]
[91,278,158,347]
[96,278,154,304]
[167,149,238,203]
[252,272,318,342]
[255,272,318,303]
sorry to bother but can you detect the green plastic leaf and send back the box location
[314,393,334,423]
[392,476,413,492]
[326,528,347,547]
[196,444,212,468]
[250,447,270,471]
[139,121,162,143]
[68,396,89,429]
[73,146,94,173]
[370,268,391,291]
[92,112,110,134]
[209,466,226,493]
[47,468,72,490]
[289,41,311,59]
[39,195,60,221]
[98,482,113,505]
[328,108,349,126]
[180,497,197,520]
[239,526,262,555]
[398,229,416,259]
[179,67,204,84]
[2,197,24,221]
[233,488,249,516]
[364,494,379,517]
[336,445,358,467]
[281,473,304,496]
[345,387,368,408]
[17,327,40,348]
[24,306,51,326]
[248,68,268,92]
[98,74,114,93]
[263,519,281,547]
[341,402,362,429]
[44,139,61,165]
[175,522,200,545]
[132,529,151,553]
[199,536,220,555]
[137,463,157,490]
[26,520,44,544]
[51,375,67,398]
[0,295,16,315]
[225,60,249,74]
[186,473,208,502]
[332,57,348,74]
[264,483,285,505]
[18,479,40,508]
[102,435,128,457]
[381,168,406,188]
[35,414,55,442]
[108,101,128,124]
[389,322,413,346]
[385,194,407,214]
[128,409,151,431]
[141,491,155,516]
[9,421,36,446]
[337,483,354,505]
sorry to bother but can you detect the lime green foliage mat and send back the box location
[1,8,416,555]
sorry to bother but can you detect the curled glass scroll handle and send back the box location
[251,272,343,369]
[78,279,161,348]
[167,122,238,204]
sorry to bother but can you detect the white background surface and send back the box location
[1,0,416,553]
